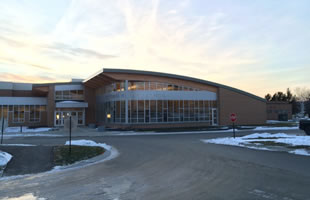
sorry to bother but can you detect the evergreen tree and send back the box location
[265,94,271,101]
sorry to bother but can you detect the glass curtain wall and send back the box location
[102,100,217,125]
[0,105,46,123]
[105,81,201,92]
[97,81,218,125]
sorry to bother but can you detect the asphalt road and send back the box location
[1,130,310,200]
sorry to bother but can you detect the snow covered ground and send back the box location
[202,133,310,156]
[65,139,112,151]
[253,126,299,131]
[4,127,53,133]
[0,144,36,146]
[0,151,12,166]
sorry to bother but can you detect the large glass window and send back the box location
[105,81,203,92]
[145,100,150,123]
[150,100,156,122]
[131,100,137,123]
[168,100,173,122]
[102,99,216,125]
[174,100,179,122]
[157,100,163,122]
[121,101,125,123]
[55,90,84,100]
[115,101,121,122]
[2,106,8,119]
[30,105,40,122]
[138,100,144,123]
[13,105,25,123]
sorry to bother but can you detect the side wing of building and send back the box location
[84,69,267,128]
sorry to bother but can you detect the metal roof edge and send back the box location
[101,68,266,103]
[83,68,104,83]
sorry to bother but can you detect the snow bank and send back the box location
[65,140,111,151]
[0,151,12,166]
[0,144,36,146]
[254,126,298,131]
[289,149,310,156]
[242,132,295,139]
[5,127,53,133]
[202,133,310,157]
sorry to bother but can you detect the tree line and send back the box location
[265,87,310,115]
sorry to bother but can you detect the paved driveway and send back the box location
[1,130,310,200]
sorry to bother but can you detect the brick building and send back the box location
[0,68,267,128]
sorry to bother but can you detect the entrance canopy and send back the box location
[56,101,88,108]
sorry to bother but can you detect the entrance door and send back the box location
[211,108,218,125]
[54,111,85,126]
[55,111,62,126]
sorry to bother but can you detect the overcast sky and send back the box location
[0,0,309,97]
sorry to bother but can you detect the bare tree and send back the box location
[294,87,310,116]
[294,87,310,101]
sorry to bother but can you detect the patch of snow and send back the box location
[254,126,298,131]
[276,136,310,146]
[0,151,12,166]
[289,149,310,156]
[1,193,46,200]
[4,134,61,138]
[0,144,36,146]
[202,133,310,157]
[4,127,53,133]
[242,132,295,139]
[65,140,112,151]
[203,137,245,146]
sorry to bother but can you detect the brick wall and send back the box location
[218,88,266,125]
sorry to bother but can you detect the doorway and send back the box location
[54,110,84,126]
[211,108,218,125]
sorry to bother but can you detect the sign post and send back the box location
[230,113,237,138]
[69,116,72,154]
[0,118,8,144]
[64,115,77,155]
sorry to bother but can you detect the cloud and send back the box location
[0,57,52,71]
[0,35,25,47]
[40,43,117,60]
[0,72,61,83]
[0,0,309,98]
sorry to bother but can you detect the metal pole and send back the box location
[69,116,72,155]
[233,122,235,139]
[1,118,4,144]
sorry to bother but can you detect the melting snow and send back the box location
[4,127,53,133]
[0,151,12,166]
[202,133,310,156]
[253,126,298,131]
[65,140,112,151]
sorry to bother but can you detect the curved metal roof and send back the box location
[84,68,266,102]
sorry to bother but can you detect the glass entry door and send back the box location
[54,110,84,126]
[211,108,218,125]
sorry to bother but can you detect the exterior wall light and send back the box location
[107,114,111,119]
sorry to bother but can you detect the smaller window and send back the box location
[77,90,84,95]
[150,82,156,90]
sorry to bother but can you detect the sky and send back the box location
[0,0,309,97]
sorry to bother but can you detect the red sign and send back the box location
[230,113,237,122]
